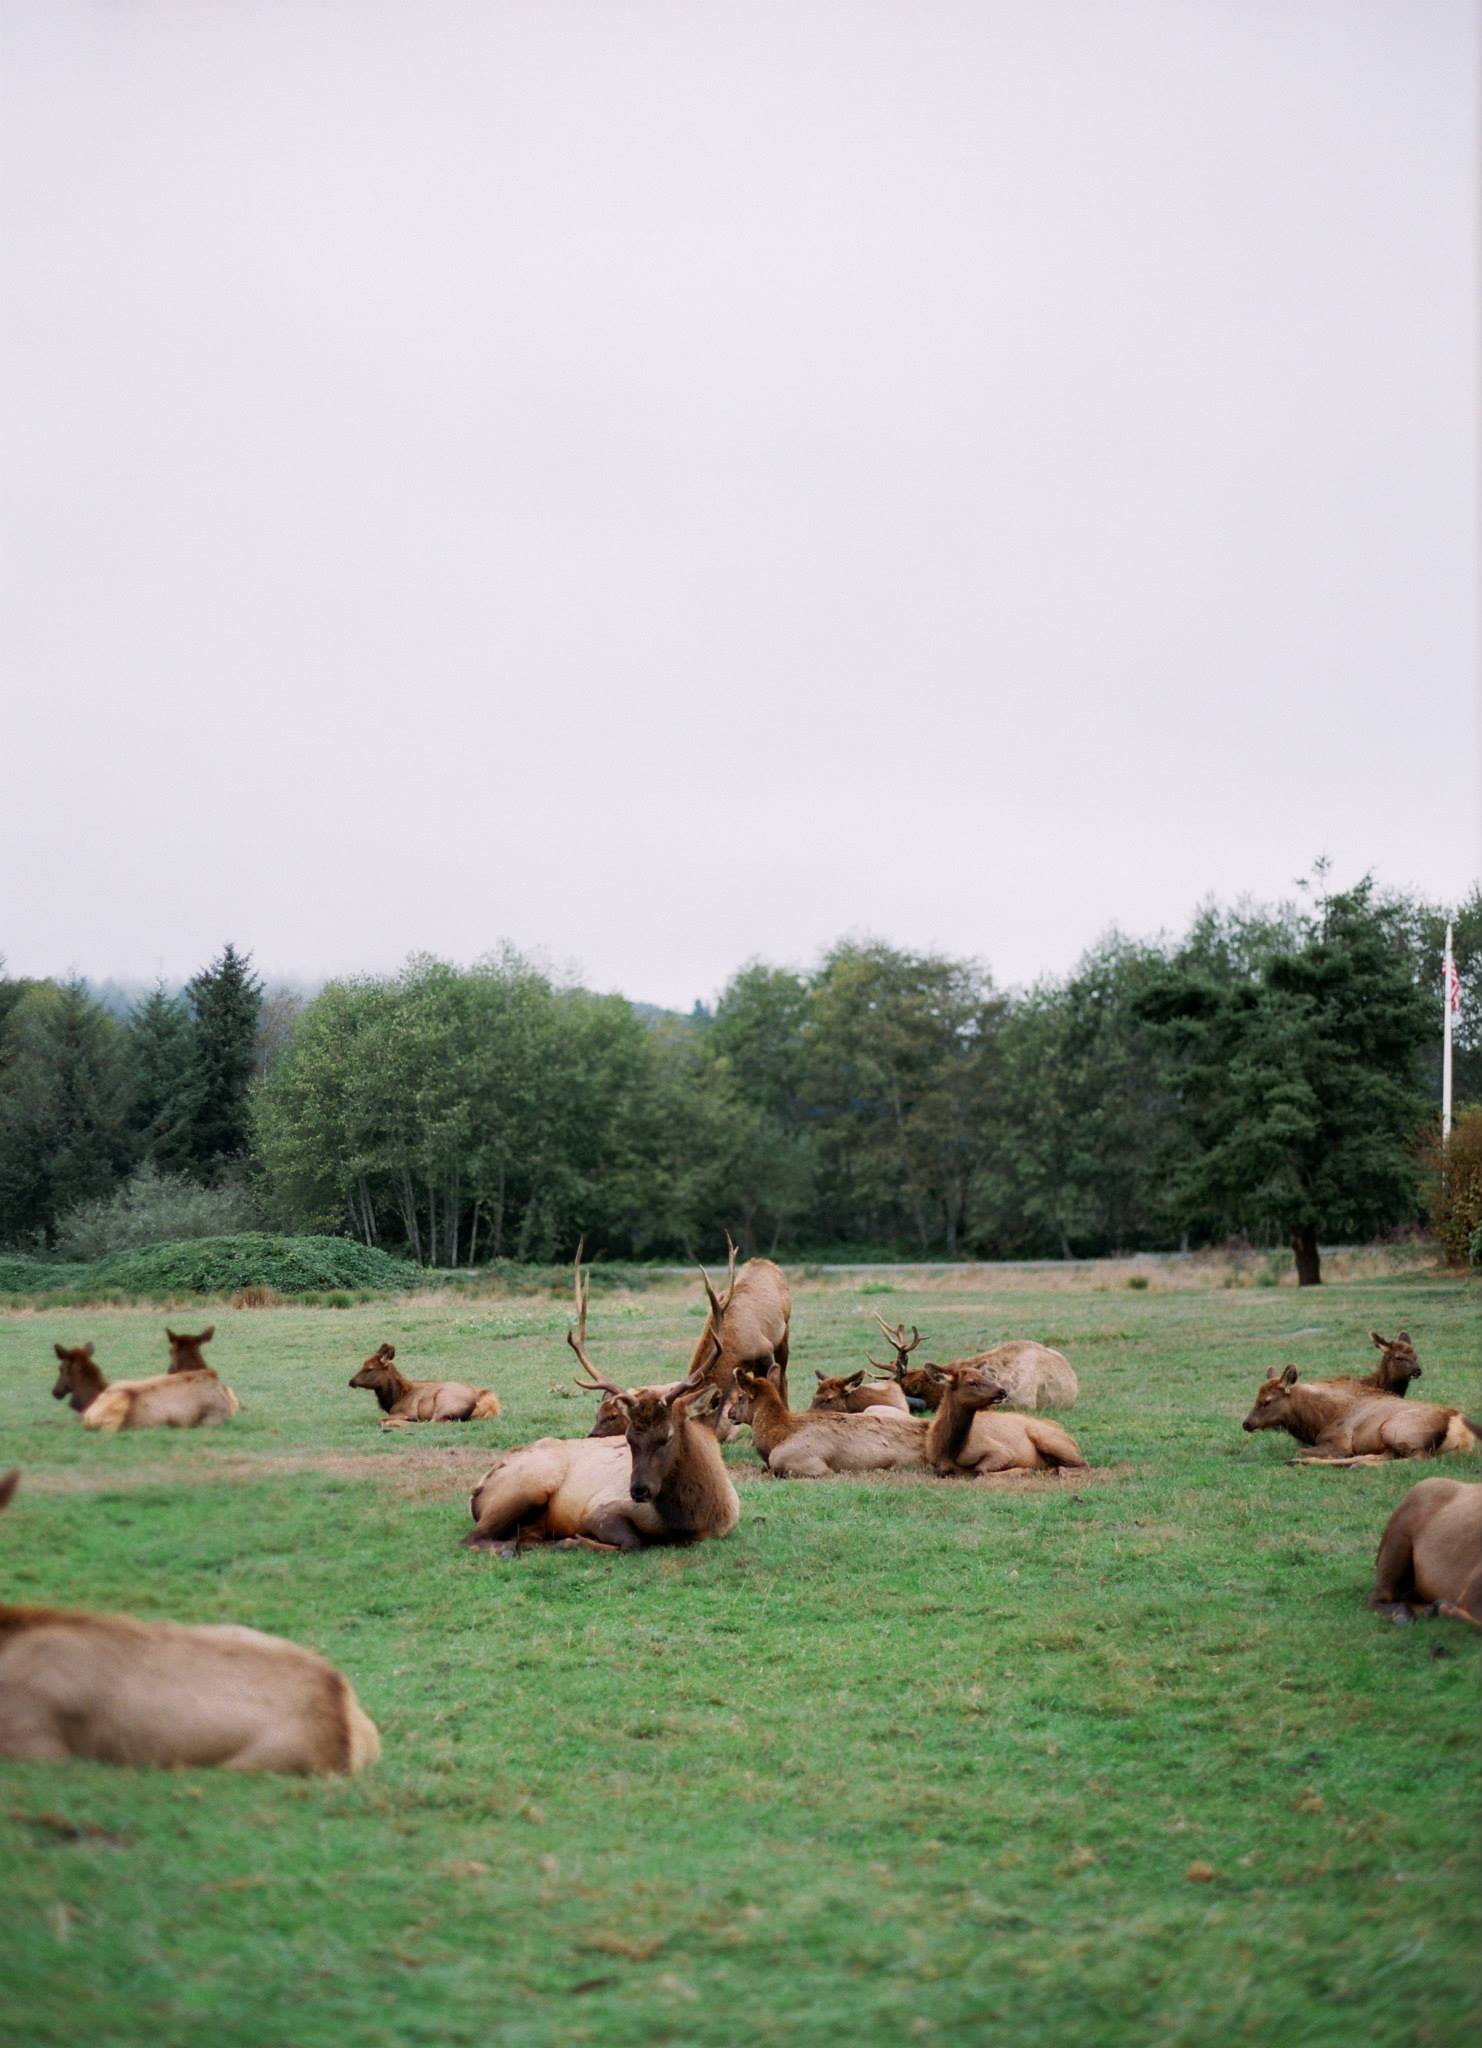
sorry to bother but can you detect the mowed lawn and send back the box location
[0,1270,1477,2048]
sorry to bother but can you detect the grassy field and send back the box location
[0,1268,1477,2047]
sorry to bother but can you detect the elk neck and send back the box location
[924,1387,977,1466]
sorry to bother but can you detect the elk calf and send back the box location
[1242,1367,1480,1464]
[0,1471,378,1773]
[1329,1330,1423,1399]
[731,1370,928,1478]
[348,1344,502,1427]
[52,1344,239,1433]
[924,1363,1088,1475]
[166,1326,216,1373]
[1370,1478,1482,1625]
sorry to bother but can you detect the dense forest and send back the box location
[1,877,1478,1281]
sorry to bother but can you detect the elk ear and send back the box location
[844,1371,864,1388]
[166,1329,178,1343]
[199,1326,214,1343]
[815,1370,827,1381]
[381,1344,396,1361]
[1264,1366,1280,1381]
[0,1469,19,1514]
[1280,1364,1299,1386]
[1395,1330,1411,1344]
[1370,1331,1386,1350]
[83,1342,95,1359]
[53,1343,68,1362]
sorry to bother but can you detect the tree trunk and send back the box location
[1291,1223,1321,1287]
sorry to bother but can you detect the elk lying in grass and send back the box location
[52,1343,239,1433]
[1330,1330,1423,1398]
[166,1326,216,1373]
[0,1470,378,1772]
[1241,1366,1481,1464]
[809,1368,910,1416]
[348,1344,502,1427]
[588,1380,726,1438]
[688,1238,792,1408]
[464,1254,739,1554]
[1370,1478,1482,1626]
[923,1362,1089,1475]
[730,1369,927,1477]
[866,1318,1078,1411]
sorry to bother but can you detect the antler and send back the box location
[871,1315,922,1357]
[567,1238,627,1400]
[698,1233,739,1327]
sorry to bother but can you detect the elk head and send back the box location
[568,1242,721,1504]
[349,1344,399,1392]
[866,1317,939,1407]
[811,1369,867,1412]
[1370,1329,1421,1393]
[52,1342,103,1410]
[1242,1364,1300,1431]
[166,1326,215,1373]
[928,1360,1010,1415]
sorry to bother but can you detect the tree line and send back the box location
[1,876,1476,1281]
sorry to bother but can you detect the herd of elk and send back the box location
[1241,1365,1480,1465]
[52,1341,240,1433]
[729,1368,928,1477]
[348,1343,503,1426]
[865,1317,1078,1412]
[0,1470,378,1773]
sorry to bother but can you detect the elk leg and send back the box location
[1296,1452,1390,1467]
[580,1509,648,1551]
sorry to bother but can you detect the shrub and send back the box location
[1415,1107,1482,1268]
[0,1234,418,1302]
[56,1163,263,1261]
[1126,1273,1150,1290]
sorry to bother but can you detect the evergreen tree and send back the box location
[0,979,133,1243]
[127,986,197,1173]
[184,944,263,1172]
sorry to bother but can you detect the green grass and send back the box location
[0,1234,420,1305]
[0,1272,1477,2047]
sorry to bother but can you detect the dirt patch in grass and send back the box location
[18,1443,494,1504]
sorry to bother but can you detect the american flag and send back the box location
[1445,947,1462,1014]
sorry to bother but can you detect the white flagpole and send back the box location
[1442,921,1454,1147]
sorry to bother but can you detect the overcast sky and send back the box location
[3,2,1477,1008]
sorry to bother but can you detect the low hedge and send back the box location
[0,1234,419,1303]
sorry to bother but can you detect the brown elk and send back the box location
[1241,1366,1480,1464]
[588,1380,726,1439]
[729,1369,928,1477]
[348,1344,502,1427]
[866,1319,940,1408]
[0,1470,379,1772]
[809,1368,911,1416]
[463,1252,739,1554]
[1334,1330,1423,1398]
[52,1343,239,1433]
[166,1326,216,1373]
[923,1361,1089,1475]
[1370,1478,1482,1626]
[688,1237,792,1408]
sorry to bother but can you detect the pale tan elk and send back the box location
[463,1253,739,1555]
[688,1237,792,1408]
[923,1362,1089,1476]
[1370,1478,1482,1626]
[730,1369,928,1478]
[165,1326,216,1373]
[0,1470,379,1773]
[348,1344,502,1427]
[52,1343,239,1433]
[809,1368,911,1416]
[1241,1366,1480,1465]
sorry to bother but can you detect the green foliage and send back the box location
[183,943,263,1171]
[54,1161,263,1260]
[125,985,197,1174]
[0,979,134,1246]
[1416,1105,1482,1267]
[0,1233,416,1302]
[0,1274,1476,2047]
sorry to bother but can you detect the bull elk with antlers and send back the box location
[685,1236,792,1409]
[0,1470,379,1772]
[52,1343,239,1433]
[464,1247,740,1554]
[867,1317,1078,1412]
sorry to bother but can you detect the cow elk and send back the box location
[809,1368,911,1416]
[0,1470,379,1773]
[166,1326,217,1373]
[348,1344,502,1427]
[52,1343,240,1433]
[923,1362,1089,1475]
[463,1250,739,1554]
[1337,1330,1423,1398]
[1241,1367,1480,1464]
[730,1369,928,1478]
[1370,1478,1482,1626]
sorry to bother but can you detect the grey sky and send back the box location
[4,2,1477,1009]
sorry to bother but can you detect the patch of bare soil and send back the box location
[21,1444,493,1504]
